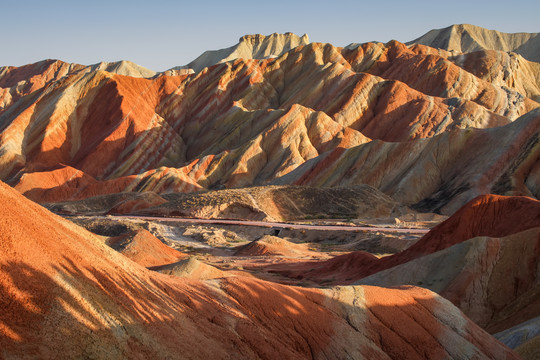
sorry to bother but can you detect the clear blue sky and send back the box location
[2,0,539,71]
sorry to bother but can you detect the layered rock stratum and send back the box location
[0,180,520,359]
[270,194,540,344]
[1,28,539,214]
[1,25,538,359]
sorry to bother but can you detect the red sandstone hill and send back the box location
[272,194,540,282]
[400,194,540,258]
[270,195,540,337]
[0,31,538,211]
[281,108,540,214]
[0,59,155,116]
[357,228,540,335]
[0,182,520,359]
[106,229,186,267]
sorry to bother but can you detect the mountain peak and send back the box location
[239,33,268,44]
[238,32,309,45]
[408,24,540,62]
[176,32,310,73]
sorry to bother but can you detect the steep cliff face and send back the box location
[1,31,539,208]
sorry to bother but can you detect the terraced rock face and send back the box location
[1,30,539,210]
[0,180,520,359]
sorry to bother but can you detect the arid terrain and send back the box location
[1,24,539,359]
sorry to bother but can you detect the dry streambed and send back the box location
[70,215,427,285]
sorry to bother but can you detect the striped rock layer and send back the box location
[270,195,540,338]
[0,35,539,211]
[0,180,520,359]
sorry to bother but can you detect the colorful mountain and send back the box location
[0,180,519,359]
[1,29,538,211]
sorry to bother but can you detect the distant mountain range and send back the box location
[172,32,310,73]
[1,24,540,359]
[0,25,538,215]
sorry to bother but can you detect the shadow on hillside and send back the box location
[0,254,516,359]
[7,75,188,188]
[15,120,197,205]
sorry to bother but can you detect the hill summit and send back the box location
[173,32,309,72]
[409,24,540,62]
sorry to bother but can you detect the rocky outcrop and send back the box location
[409,24,540,62]
[44,184,408,222]
[173,32,310,72]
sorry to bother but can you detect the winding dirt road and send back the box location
[109,215,430,234]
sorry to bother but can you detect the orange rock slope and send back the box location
[272,194,540,282]
[0,180,520,359]
[0,33,538,209]
[270,194,540,337]
[358,228,540,334]
[106,229,186,267]
[284,108,540,214]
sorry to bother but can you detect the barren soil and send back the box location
[71,215,428,286]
